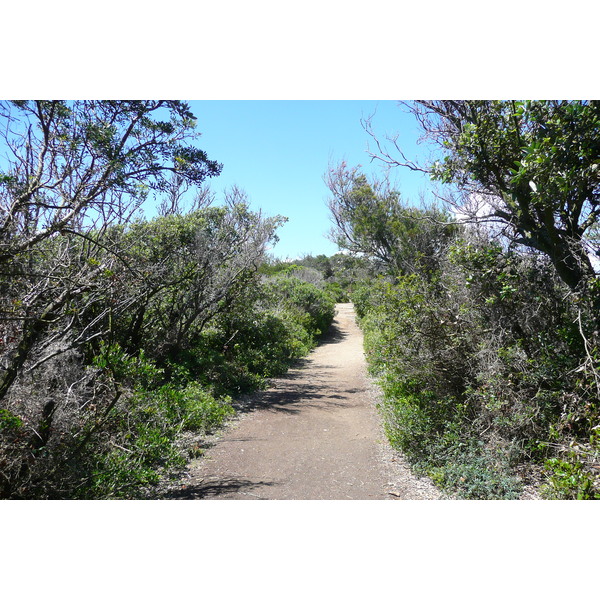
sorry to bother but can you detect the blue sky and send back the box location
[175,101,435,259]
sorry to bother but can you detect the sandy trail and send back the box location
[168,303,442,500]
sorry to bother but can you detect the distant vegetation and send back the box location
[259,252,376,303]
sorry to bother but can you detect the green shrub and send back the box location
[174,382,234,432]
[68,273,337,498]
[324,281,349,303]
[380,386,523,499]
[58,343,236,498]
[542,457,600,500]
[265,274,336,339]
[541,430,600,499]
[0,409,23,432]
[429,447,522,500]
[162,307,315,396]
[72,381,235,499]
[355,230,599,499]
[83,424,184,498]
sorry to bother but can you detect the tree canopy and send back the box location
[377,101,600,300]
[325,162,456,277]
[0,100,223,402]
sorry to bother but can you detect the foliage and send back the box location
[402,101,600,315]
[543,456,600,500]
[263,272,336,339]
[351,200,599,498]
[351,103,600,499]
[0,409,23,431]
[108,201,284,361]
[540,425,600,499]
[261,252,376,302]
[70,349,235,499]
[0,100,337,499]
[0,100,222,405]
[428,447,523,500]
[0,214,334,498]
[326,163,458,277]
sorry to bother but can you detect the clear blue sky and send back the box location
[177,101,435,260]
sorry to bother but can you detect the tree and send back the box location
[0,100,222,402]
[366,101,600,306]
[325,162,457,277]
[115,191,286,360]
[359,101,600,496]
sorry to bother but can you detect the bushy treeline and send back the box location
[0,204,335,500]
[328,159,600,499]
[260,252,377,302]
[0,101,335,498]
[354,234,599,498]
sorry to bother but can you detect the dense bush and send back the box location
[164,280,335,398]
[262,272,336,340]
[354,228,600,499]
[261,253,376,304]
[0,173,336,499]
[0,253,336,498]
[331,98,600,500]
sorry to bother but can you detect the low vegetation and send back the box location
[352,235,599,499]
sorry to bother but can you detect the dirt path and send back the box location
[166,303,442,500]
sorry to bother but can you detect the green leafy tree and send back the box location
[358,101,600,497]
[369,101,600,308]
[114,196,285,360]
[0,100,222,402]
[325,162,457,277]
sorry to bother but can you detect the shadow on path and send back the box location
[231,319,357,416]
[164,476,277,499]
[319,319,349,345]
